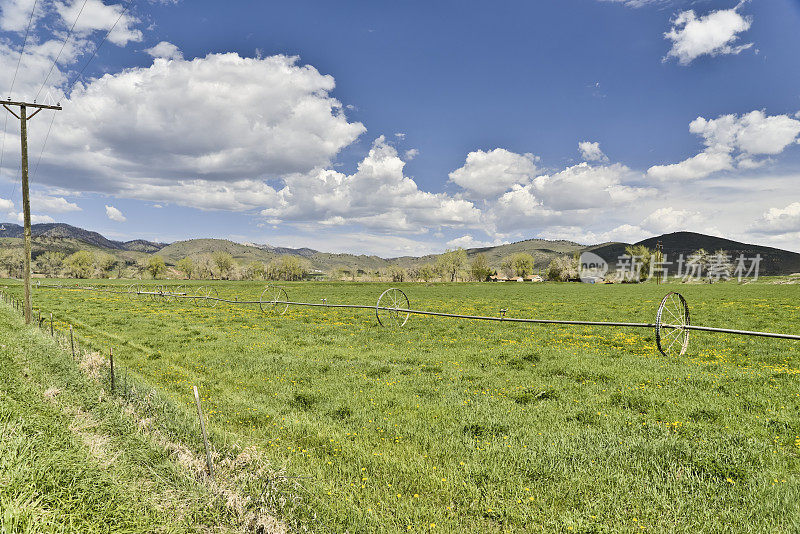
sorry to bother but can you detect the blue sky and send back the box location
[1,0,800,255]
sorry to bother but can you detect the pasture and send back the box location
[3,280,800,532]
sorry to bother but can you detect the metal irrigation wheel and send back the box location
[655,292,690,357]
[193,286,205,306]
[164,286,177,303]
[202,286,219,308]
[260,285,289,315]
[172,285,185,303]
[151,285,163,302]
[127,284,139,302]
[376,287,410,328]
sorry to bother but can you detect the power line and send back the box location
[65,0,136,97]
[1,112,9,196]
[34,0,90,103]
[32,0,136,186]
[1,99,63,324]
[31,109,57,181]
[7,0,40,98]
[3,0,40,201]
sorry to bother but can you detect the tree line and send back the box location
[0,244,738,282]
[172,253,310,281]
[0,249,122,279]
[543,245,739,283]
[332,249,542,282]
[0,248,313,281]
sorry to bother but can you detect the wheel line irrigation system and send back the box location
[32,282,800,358]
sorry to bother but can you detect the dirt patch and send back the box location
[150,430,208,476]
[67,338,290,532]
[218,447,290,534]
[137,417,153,431]
[43,387,61,401]
[67,409,118,468]
[148,433,290,533]
[78,350,107,379]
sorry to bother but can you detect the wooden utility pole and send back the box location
[2,99,62,324]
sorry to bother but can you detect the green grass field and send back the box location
[2,279,800,532]
[0,302,250,533]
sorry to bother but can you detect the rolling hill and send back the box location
[1,223,799,275]
[0,223,164,252]
[589,232,800,276]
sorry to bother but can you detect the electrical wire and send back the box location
[1,112,10,197]
[34,0,90,103]
[2,0,136,221]
[31,109,56,180]
[3,0,39,202]
[7,0,39,98]
[64,0,136,97]
[32,0,137,184]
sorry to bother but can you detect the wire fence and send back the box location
[0,284,390,532]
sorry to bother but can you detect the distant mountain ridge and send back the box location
[589,232,800,276]
[1,223,799,275]
[0,223,166,253]
[240,241,318,257]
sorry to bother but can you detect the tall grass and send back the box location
[2,279,800,532]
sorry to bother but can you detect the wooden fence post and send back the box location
[109,347,115,393]
[193,385,214,478]
[70,325,75,359]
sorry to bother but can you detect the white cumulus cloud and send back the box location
[0,0,150,104]
[0,0,44,32]
[445,235,505,249]
[489,183,557,229]
[578,141,608,162]
[0,196,15,214]
[647,110,800,181]
[54,0,142,46]
[598,0,664,8]
[14,212,55,224]
[30,193,81,213]
[647,150,733,181]
[532,162,651,211]
[29,53,366,193]
[260,136,481,233]
[640,207,705,234]
[750,202,800,235]
[447,149,654,236]
[664,4,753,65]
[537,224,651,245]
[2,196,59,224]
[144,41,183,60]
[690,111,800,156]
[448,148,539,198]
[105,204,126,222]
